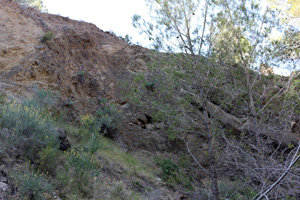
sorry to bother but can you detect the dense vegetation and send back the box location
[127,0,300,199]
[0,91,152,199]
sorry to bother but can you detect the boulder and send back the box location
[57,128,71,151]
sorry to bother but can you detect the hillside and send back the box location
[0,0,300,200]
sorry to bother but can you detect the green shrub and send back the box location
[110,183,128,200]
[38,146,60,176]
[67,149,102,176]
[80,114,97,132]
[41,31,53,43]
[155,158,178,181]
[0,99,58,160]
[64,149,102,196]
[155,157,193,190]
[34,88,59,109]
[95,97,122,129]
[0,94,6,105]
[80,97,122,134]
[55,148,102,198]
[10,169,54,200]
[86,133,102,154]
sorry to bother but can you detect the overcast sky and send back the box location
[42,0,149,45]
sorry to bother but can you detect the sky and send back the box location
[42,0,149,45]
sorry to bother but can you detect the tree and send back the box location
[129,0,300,199]
[267,0,300,24]
[266,0,300,68]
[132,1,226,198]
[14,0,46,11]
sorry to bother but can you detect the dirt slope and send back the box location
[0,0,146,104]
[0,0,164,149]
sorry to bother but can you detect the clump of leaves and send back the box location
[41,31,53,43]
[155,158,178,181]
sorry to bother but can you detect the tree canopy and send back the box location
[14,0,46,11]
[130,0,300,199]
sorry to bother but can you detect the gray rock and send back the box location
[0,182,8,192]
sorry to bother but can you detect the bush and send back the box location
[60,149,102,197]
[34,88,59,109]
[41,31,53,43]
[0,94,6,105]
[155,157,193,190]
[155,158,178,181]
[95,97,122,129]
[0,99,58,160]
[38,146,60,176]
[10,168,54,200]
[80,96,122,134]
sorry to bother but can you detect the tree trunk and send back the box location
[203,104,220,200]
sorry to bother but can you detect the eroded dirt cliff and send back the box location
[0,0,167,151]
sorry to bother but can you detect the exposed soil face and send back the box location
[0,0,162,150]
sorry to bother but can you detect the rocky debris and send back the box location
[0,170,9,200]
[0,182,8,192]
[100,123,119,139]
[291,120,300,134]
[57,128,71,151]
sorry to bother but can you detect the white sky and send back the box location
[42,0,149,45]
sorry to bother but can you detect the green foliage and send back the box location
[63,149,102,197]
[134,73,145,84]
[67,149,102,176]
[38,146,60,176]
[14,0,46,11]
[81,114,97,132]
[0,99,58,160]
[267,0,300,23]
[155,158,178,181]
[178,154,191,168]
[241,188,259,199]
[34,88,59,109]
[286,195,297,200]
[41,31,53,43]
[110,183,129,200]
[155,157,193,190]
[54,142,103,199]
[96,97,121,128]
[80,96,122,133]
[10,168,54,200]
[86,132,102,154]
[0,94,6,105]
[119,34,133,44]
